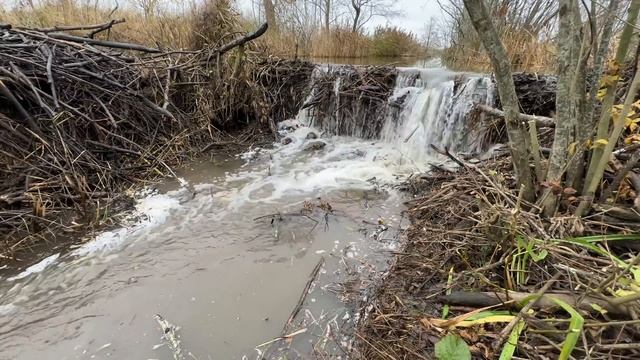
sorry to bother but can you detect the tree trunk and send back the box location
[463,0,535,202]
[540,0,581,216]
[324,0,331,31]
[585,0,640,187]
[351,0,361,33]
[263,0,278,33]
[570,0,619,193]
[577,55,640,216]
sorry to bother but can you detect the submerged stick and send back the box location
[282,257,325,335]
[154,314,184,360]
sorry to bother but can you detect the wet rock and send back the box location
[303,140,327,151]
[305,132,318,140]
[277,119,300,134]
[281,137,294,145]
[353,149,366,157]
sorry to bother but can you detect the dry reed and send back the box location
[444,31,556,73]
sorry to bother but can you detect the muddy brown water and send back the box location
[0,132,413,359]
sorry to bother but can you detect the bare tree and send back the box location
[462,0,535,201]
[263,0,277,32]
[438,0,557,68]
[462,0,640,219]
[347,0,400,33]
[132,0,163,19]
[421,17,441,54]
[323,0,331,30]
[538,0,583,216]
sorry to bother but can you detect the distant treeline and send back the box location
[1,0,428,59]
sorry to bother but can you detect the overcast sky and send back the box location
[237,0,445,35]
[367,0,443,34]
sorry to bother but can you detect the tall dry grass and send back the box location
[309,28,372,58]
[443,31,555,72]
[370,26,424,58]
[260,26,424,59]
[0,0,241,50]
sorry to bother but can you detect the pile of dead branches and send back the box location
[302,65,396,139]
[0,20,271,260]
[355,155,640,359]
[252,58,315,138]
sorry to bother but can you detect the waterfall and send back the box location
[297,65,496,163]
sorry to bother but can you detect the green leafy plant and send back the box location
[499,319,526,360]
[442,266,454,319]
[435,334,471,360]
[510,235,548,286]
[548,297,584,360]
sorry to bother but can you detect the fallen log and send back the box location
[476,104,555,128]
[594,204,640,222]
[23,29,165,53]
[440,290,629,316]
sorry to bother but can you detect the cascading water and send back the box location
[300,65,496,163]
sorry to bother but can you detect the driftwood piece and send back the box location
[601,151,640,201]
[25,31,165,53]
[477,104,555,128]
[594,204,640,221]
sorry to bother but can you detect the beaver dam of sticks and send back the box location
[0,21,315,262]
[354,152,640,359]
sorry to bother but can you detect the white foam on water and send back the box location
[222,65,495,208]
[7,253,60,281]
[226,123,424,209]
[70,192,182,257]
[0,303,18,315]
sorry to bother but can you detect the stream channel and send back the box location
[0,64,495,359]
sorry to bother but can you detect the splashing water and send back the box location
[304,66,496,163]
